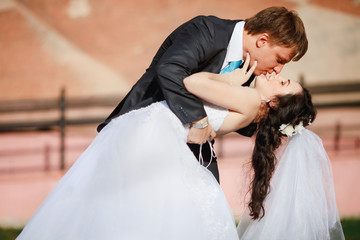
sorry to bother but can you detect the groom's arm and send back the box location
[154,16,221,143]
[154,16,218,125]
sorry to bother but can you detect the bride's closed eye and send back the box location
[281,80,290,86]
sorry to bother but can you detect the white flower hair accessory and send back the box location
[279,121,305,137]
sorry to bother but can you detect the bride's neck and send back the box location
[253,99,270,123]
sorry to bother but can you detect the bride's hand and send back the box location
[229,53,257,87]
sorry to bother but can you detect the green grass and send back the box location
[0,227,22,240]
[341,217,360,240]
[1,217,359,239]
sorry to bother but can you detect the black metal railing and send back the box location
[0,88,121,170]
[0,81,359,172]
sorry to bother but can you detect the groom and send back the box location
[97,7,308,182]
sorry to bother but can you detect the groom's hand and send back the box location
[187,117,216,144]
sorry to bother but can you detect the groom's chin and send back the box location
[255,70,270,76]
[252,69,261,76]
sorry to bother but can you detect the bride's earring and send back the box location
[261,99,270,104]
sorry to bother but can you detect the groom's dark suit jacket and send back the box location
[97,16,256,181]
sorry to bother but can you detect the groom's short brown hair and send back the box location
[245,6,308,61]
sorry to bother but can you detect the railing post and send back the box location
[44,144,50,171]
[334,122,341,152]
[59,88,66,170]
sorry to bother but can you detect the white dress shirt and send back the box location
[220,21,245,71]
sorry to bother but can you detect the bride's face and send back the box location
[254,74,302,100]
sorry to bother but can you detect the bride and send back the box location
[16,55,343,239]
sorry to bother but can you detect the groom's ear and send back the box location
[256,33,270,48]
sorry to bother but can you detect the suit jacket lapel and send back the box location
[199,17,239,74]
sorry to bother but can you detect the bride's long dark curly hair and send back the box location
[249,88,316,220]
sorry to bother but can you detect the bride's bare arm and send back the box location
[183,72,260,115]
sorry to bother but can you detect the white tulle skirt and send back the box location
[17,101,238,240]
[237,129,345,240]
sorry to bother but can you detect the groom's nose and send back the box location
[273,64,284,74]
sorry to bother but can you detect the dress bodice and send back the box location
[203,102,229,132]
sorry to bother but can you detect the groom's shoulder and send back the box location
[185,15,239,34]
[189,15,239,24]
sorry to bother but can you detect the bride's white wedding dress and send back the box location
[17,101,239,240]
[16,100,345,240]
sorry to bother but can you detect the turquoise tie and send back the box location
[220,60,243,74]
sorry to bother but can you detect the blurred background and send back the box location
[0,0,359,237]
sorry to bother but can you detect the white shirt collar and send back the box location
[221,21,245,70]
